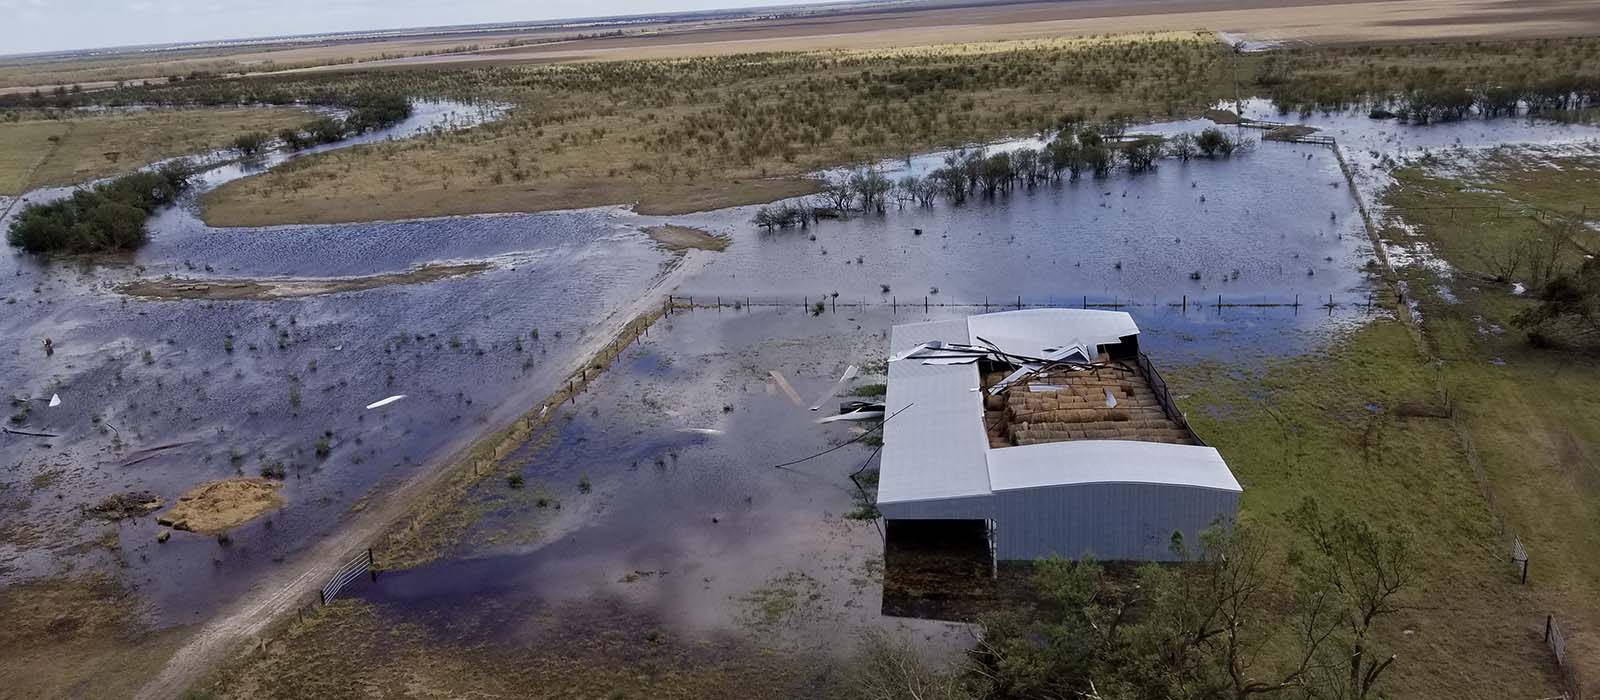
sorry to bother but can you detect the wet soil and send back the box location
[117,262,493,300]
[644,225,728,252]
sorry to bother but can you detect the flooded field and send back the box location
[3,89,1599,698]
[354,308,968,658]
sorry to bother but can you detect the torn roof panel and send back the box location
[878,309,1237,509]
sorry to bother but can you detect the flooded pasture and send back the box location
[355,307,970,656]
[2,93,1597,676]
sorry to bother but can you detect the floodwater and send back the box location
[2,94,1596,644]
[357,307,972,658]
[0,101,679,625]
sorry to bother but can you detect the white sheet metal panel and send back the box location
[966,309,1138,358]
[992,482,1239,561]
[987,440,1241,493]
[878,494,993,520]
[878,319,992,505]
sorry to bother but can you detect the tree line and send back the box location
[754,126,1248,227]
[849,499,1413,700]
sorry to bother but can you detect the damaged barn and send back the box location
[877,309,1240,567]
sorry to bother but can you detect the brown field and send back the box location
[6,0,1598,93]
[299,0,1600,71]
[0,106,313,194]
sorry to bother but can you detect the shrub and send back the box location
[6,161,192,254]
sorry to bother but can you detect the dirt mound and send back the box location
[86,491,165,520]
[644,225,728,252]
[155,478,283,533]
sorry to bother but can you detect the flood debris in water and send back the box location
[86,491,165,521]
[364,394,407,410]
[155,477,283,533]
[644,224,728,252]
[116,261,492,301]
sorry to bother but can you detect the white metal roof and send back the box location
[879,319,991,504]
[987,440,1241,492]
[877,309,1237,507]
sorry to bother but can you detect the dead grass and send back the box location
[156,478,283,534]
[188,598,823,700]
[0,574,189,700]
[118,262,492,300]
[0,107,312,194]
[200,32,1231,225]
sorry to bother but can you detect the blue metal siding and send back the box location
[991,483,1238,561]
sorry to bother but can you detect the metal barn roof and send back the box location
[878,309,1239,509]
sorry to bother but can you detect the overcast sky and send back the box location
[0,0,814,55]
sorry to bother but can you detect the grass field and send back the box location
[200,32,1239,225]
[0,107,312,194]
[1370,150,1600,693]
[192,31,1600,227]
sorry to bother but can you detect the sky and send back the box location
[0,0,815,56]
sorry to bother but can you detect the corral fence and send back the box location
[320,548,376,605]
[1134,351,1204,447]
[1546,614,1585,700]
[665,292,1385,316]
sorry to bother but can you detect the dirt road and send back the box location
[132,250,715,700]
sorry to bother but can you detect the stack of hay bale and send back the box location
[983,363,1195,447]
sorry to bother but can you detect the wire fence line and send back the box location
[666,292,1386,315]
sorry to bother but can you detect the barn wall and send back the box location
[991,483,1238,561]
[879,494,994,521]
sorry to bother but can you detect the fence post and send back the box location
[1082,295,1087,309]
[1016,295,1022,309]
[1182,294,1187,312]
[1545,614,1552,642]
[368,548,377,581]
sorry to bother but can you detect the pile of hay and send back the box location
[155,478,283,533]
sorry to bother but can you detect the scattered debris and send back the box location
[677,428,725,436]
[818,401,886,423]
[47,394,60,408]
[808,365,860,411]
[1,426,58,438]
[769,370,805,408]
[155,478,283,533]
[87,491,165,521]
[118,440,194,468]
[365,394,406,410]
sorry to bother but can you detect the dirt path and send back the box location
[133,251,715,700]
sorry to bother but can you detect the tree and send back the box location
[969,499,1412,700]
[850,168,892,212]
[231,131,270,157]
[821,175,856,211]
[1515,253,1600,345]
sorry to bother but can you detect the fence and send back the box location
[666,293,1381,316]
[1133,351,1205,447]
[319,548,375,605]
[1546,614,1585,700]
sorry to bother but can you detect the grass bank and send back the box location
[0,107,311,195]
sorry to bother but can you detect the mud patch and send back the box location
[156,478,283,533]
[117,261,492,300]
[86,491,165,521]
[645,225,728,252]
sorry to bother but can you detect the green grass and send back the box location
[1170,317,1559,699]
[1372,151,1600,689]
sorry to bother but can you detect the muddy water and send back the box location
[678,139,1367,305]
[3,95,1596,640]
[358,307,971,657]
[0,102,679,625]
